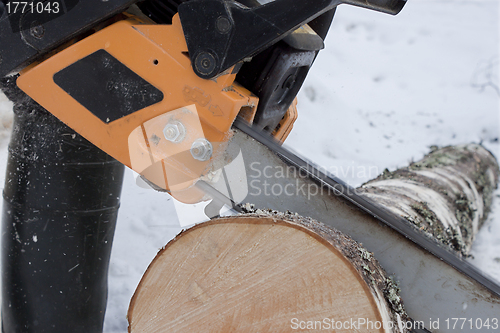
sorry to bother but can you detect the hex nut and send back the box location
[163,121,186,143]
[191,138,213,161]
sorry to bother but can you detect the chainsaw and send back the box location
[1,0,499,332]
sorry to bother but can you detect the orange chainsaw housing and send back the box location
[17,14,259,200]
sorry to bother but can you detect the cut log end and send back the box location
[358,144,499,256]
[128,212,410,332]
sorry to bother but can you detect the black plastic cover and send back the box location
[0,0,137,77]
[54,49,164,123]
[178,0,406,78]
[237,42,315,132]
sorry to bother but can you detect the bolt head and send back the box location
[30,23,45,39]
[191,138,213,161]
[194,52,217,77]
[216,16,232,34]
[163,121,186,143]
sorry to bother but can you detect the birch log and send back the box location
[128,213,411,333]
[357,144,499,256]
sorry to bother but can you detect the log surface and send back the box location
[128,212,410,332]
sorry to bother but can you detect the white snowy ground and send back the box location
[0,0,499,331]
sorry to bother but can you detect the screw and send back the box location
[216,16,231,34]
[194,52,217,77]
[163,121,186,143]
[30,24,45,39]
[190,138,213,161]
[282,74,296,90]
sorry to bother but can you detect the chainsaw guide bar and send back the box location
[231,117,500,333]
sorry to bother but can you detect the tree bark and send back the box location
[128,212,411,332]
[357,144,499,256]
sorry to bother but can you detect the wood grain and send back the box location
[128,214,409,332]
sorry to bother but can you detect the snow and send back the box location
[0,0,498,331]
[287,0,499,186]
